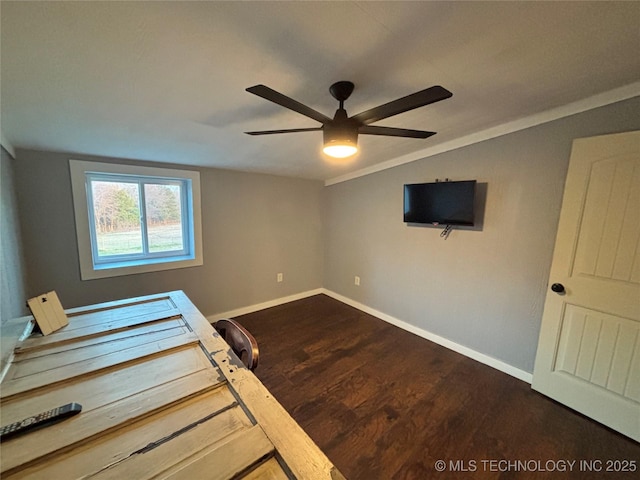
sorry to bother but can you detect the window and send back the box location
[70,160,203,280]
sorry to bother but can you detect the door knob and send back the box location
[551,283,565,294]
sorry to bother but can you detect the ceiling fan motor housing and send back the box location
[323,120,359,146]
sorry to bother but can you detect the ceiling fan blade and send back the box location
[245,127,322,135]
[359,125,436,138]
[352,86,452,125]
[246,85,332,124]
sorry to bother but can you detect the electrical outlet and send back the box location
[355,276,360,286]
[277,273,283,283]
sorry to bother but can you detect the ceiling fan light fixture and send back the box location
[323,139,358,158]
[322,124,358,158]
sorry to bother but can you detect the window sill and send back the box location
[82,255,203,280]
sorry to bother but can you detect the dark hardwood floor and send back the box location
[236,295,639,480]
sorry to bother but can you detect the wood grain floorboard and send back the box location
[236,295,639,480]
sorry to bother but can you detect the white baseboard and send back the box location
[321,288,533,384]
[207,287,533,384]
[206,288,324,323]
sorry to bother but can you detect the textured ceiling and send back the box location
[1,1,639,181]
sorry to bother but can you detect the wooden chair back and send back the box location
[214,318,259,371]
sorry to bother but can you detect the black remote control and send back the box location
[0,402,82,441]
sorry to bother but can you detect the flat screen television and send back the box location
[404,180,476,226]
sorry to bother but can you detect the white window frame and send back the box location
[70,160,203,280]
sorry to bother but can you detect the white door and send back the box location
[532,130,640,442]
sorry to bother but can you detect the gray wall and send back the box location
[8,98,640,375]
[323,97,640,374]
[1,146,28,324]
[13,150,324,316]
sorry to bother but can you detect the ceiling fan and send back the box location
[245,81,452,158]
